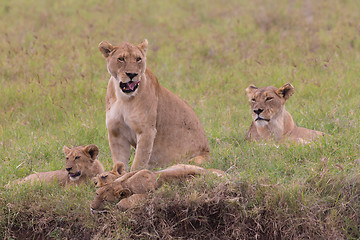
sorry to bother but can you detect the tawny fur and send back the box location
[99,39,210,171]
[9,145,104,187]
[93,162,126,188]
[245,83,325,143]
[90,164,224,211]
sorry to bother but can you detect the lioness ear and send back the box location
[138,39,148,54]
[98,41,114,58]
[112,162,126,175]
[114,188,132,199]
[83,144,99,160]
[276,83,294,101]
[63,146,71,155]
[246,84,258,100]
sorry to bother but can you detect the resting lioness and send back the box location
[9,145,104,186]
[98,39,209,171]
[246,83,325,143]
[90,164,224,212]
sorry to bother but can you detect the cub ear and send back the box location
[245,84,258,100]
[138,39,148,54]
[83,144,99,160]
[114,188,132,200]
[112,162,126,176]
[276,83,294,101]
[98,41,114,58]
[92,176,98,186]
[63,146,71,155]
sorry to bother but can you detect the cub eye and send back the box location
[75,156,80,160]
[118,57,125,62]
[265,97,273,101]
[66,157,69,161]
[251,98,256,102]
[101,175,108,179]
[136,57,142,63]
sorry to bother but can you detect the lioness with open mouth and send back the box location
[98,39,209,171]
[9,145,104,186]
[245,83,325,143]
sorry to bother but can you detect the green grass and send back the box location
[0,0,359,238]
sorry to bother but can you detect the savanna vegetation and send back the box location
[0,0,359,239]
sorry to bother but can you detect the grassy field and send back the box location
[1,0,359,239]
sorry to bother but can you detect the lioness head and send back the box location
[93,162,126,188]
[246,83,294,127]
[63,144,100,181]
[99,39,148,95]
[90,182,131,212]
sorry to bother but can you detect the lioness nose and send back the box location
[66,167,72,172]
[254,109,264,115]
[126,72,138,80]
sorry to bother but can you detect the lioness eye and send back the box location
[101,175,108,179]
[251,98,256,102]
[118,57,125,62]
[66,157,69,161]
[136,57,142,63]
[75,156,80,160]
[265,97,273,101]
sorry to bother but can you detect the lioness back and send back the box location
[149,71,209,167]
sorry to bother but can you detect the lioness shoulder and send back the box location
[99,39,209,171]
[245,83,325,143]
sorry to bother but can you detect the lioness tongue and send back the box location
[128,80,140,90]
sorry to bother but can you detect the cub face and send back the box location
[98,39,148,95]
[90,183,131,211]
[93,162,126,188]
[246,83,294,127]
[63,145,99,181]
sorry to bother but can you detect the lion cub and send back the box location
[10,145,104,186]
[246,83,325,143]
[98,39,209,171]
[93,162,126,188]
[90,164,224,212]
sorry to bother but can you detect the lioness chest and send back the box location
[106,100,138,147]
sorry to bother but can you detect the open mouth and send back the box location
[255,117,270,122]
[120,80,140,93]
[69,171,81,180]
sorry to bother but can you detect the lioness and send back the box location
[246,83,325,143]
[90,164,223,211]
[93,162,126,188]
[10,145,104,186]
[98,39,209,171]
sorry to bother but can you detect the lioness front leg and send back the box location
[108,131,131,170]
[130,129,157,171]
